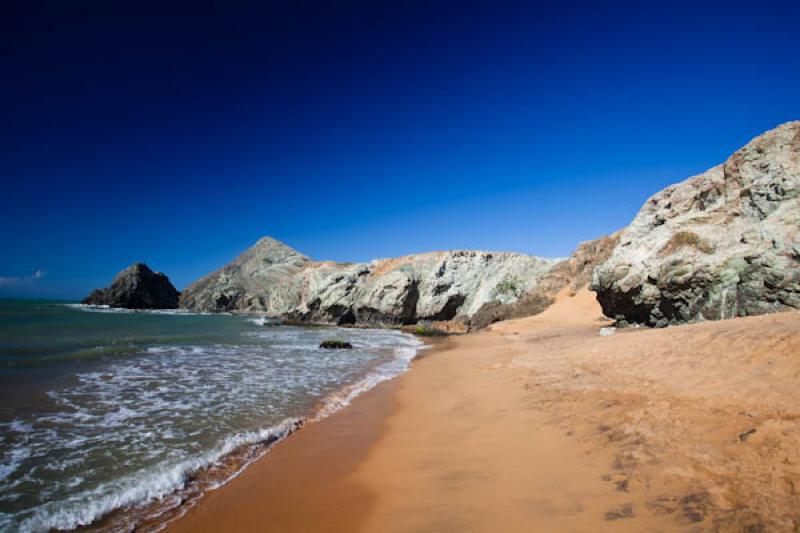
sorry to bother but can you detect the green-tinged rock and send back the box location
[592,120,800,326]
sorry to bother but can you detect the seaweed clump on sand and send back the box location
[412,325,447,337]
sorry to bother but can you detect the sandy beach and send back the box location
[5,3,798,530]
[167,289,800,532]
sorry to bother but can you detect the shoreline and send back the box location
[163,346,417,533]
[165,290,647,532]
[74,326,428,533]
[164,340,455,533]
[165,288,800,532]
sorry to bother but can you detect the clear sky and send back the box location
[2,1,799,299]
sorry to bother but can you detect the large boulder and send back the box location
[83,263,180,309]
[179,237,560,329]
[592,121,800,327]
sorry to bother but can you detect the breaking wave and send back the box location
[0,321,423,532]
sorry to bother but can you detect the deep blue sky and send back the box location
[2,1,799,298]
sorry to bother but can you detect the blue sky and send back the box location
[2,1,799,299]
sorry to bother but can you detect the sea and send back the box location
[0,298,423,532]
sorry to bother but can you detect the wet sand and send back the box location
[167,289,800,532]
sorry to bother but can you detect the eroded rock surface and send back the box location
[182,121,800,328]
[592,121,800,326]
[179,237,562,329]
[468,233,620,329]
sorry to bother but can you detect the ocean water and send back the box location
[0,299,423,532]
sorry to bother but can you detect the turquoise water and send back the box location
[0,299,422,532]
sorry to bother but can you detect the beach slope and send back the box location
[168,288,800,532]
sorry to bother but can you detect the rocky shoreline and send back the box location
[85,120,800,330]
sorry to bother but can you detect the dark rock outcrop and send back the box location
[83,263,180,309]
[319,340,353,349]
[592,120,800,326]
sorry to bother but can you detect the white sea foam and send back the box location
[0,445,31,483]
[314,343,423,421]
[15,418,301,532]
[63,304,224,316]
[247,316,283,326]
[0,323,423,532]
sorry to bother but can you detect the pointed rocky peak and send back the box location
[241,236,311,265]
[178,236,314,311]
[124,262,159,276]
[251,236,309,257]
[83,262,179,309]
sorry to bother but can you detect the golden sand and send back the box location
[167,288,800,532]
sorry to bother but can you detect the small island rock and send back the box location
[83,263,180,309]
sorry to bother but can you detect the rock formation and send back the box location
[83,263,180,309]
[467,232,620,329]
[151,121,800,329]
[592,121,800,326]
[179,237,566,330]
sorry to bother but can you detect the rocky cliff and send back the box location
[179,237,571,330]
[83,263,180,309]
[592,121,800,326]
[175,121,800,329]
[466,232,620,329]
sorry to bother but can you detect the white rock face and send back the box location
[592,121,800,326]
[181,122,800,330]
[180,238,561,329]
